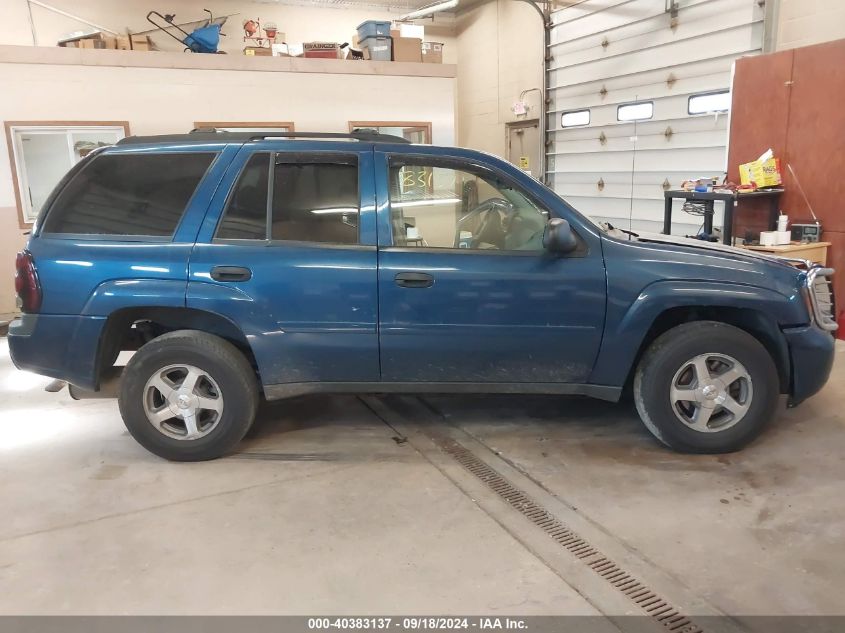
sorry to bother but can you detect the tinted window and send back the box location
[270,159,358,244]
[42,152,215,236]
[388,161,547,251]
[216,153,269,240]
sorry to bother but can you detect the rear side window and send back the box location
[42,152,215,236]
[271,160,359,244]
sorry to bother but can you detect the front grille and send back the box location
[807,267,838,331]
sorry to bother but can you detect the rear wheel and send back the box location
[118,330,258,461]
[633,321,780,453]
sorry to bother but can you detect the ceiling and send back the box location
[256,0,429,9]
[259,1,565,14]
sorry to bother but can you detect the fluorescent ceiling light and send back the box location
[310,208,357,215]
[400,0,459,21]
[393,197,461,208]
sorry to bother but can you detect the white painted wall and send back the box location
[775,0,845,50]
[0,49,456,315]
[455,0,543,157]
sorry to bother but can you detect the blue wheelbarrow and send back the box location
[146,9,227,54]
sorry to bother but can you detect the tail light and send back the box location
[15,250,42,313]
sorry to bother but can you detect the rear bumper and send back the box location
[783,323,836,405]
[8,313,106,391]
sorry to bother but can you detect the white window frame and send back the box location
[688,91,731,115]
[561,109,591,128]
[5,122,128,226]
[617,101,654,122]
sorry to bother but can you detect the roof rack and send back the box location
[116,128,412,146]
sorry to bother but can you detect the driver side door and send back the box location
[375,150,607,385]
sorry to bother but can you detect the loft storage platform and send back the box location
[0,45,456,78]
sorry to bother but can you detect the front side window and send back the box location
[388,161,548,251]
[42,152,215,236]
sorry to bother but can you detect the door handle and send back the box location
[210,266,252,282]
[394,272,434,288]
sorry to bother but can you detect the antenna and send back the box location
[627,96,639,232]
[787,163,819,222]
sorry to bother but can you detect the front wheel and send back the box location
[633,321,780,453]
[119,330,258,461]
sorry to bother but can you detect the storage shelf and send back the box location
[0,45,456,79]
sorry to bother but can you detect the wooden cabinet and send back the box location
[727,39,845,338]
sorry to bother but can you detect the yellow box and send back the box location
[739,157,782,188]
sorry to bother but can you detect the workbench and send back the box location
[740,241,831,265]
[663,188,784,246]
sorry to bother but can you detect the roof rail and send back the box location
[117,128,412,146]
[202,127,412,143]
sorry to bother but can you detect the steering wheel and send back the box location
[457,197,515,249]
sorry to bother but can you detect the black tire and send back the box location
[118,330,258,461]
[633,321,780,453]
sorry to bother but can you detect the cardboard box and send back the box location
[392,36,422,63]
[116,35,131,50]
[271,43,290,57]
[303,42,340,59]
[130,34,151,51]
[422,41,443,64]
[390,28,401,39]
[399,24,424,39]
[244,46,272,56]
[58,31,118,49]
[739,157,782,188]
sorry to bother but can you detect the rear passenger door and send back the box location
[187,142,380,388]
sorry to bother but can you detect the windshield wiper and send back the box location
[604,222,639,239]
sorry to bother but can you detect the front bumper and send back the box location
[8,313,106,391]
[783,323,836,405]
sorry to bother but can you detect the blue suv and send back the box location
[9,130,838,461]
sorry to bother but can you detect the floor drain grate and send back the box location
[431,433,703,633]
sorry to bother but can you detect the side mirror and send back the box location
[543,218,578,254]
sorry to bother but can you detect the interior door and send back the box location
[187,142,379,387]
[374,149,607,384]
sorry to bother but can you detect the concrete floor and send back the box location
[0,337,843,616]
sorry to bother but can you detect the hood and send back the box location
[629,231,806,269]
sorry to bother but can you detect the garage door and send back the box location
[547,0,765,237]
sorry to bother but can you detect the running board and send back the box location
[264,381,622,402]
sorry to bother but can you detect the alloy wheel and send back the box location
[142,364,224,440]
[669,353,753,432]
